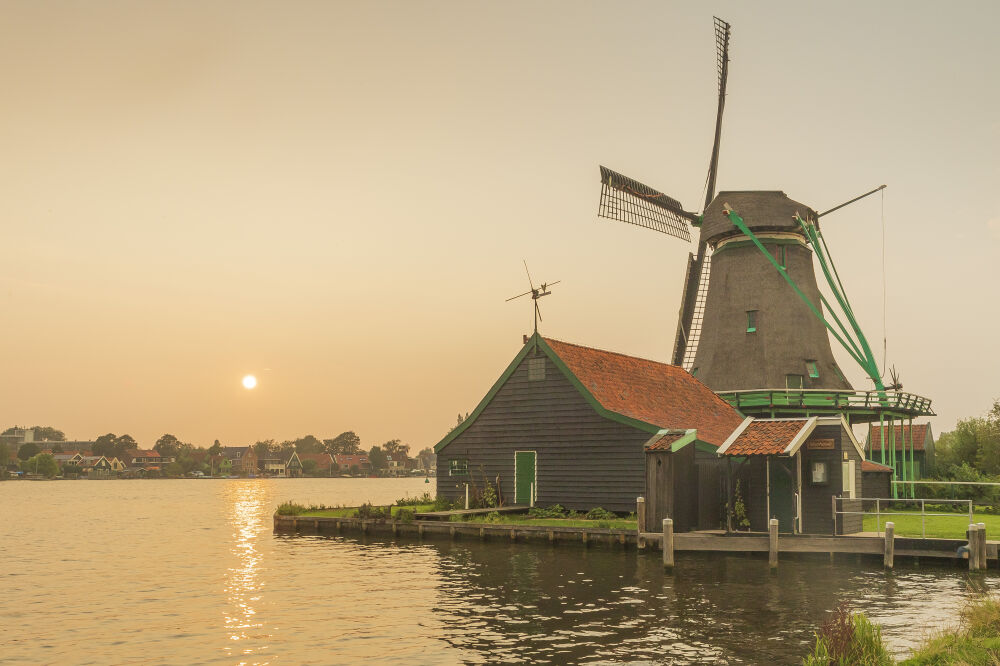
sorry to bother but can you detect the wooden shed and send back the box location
[434,334,744,513]
[716,416,866,534]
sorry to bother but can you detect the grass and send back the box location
[862,509,1000,539]
[461,515,637,530]
[901,594,1000,664]
[301,504,435,518]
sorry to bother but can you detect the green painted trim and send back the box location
[536,337,661,435]
[435,333,662,453]
[434,339,538,452]
[694,440,718,454]
[668,430,698,452]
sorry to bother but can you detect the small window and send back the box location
[786,374,803,389]
[811,461,828,484]
[806,360,819,378]
[527,357,546,381]
[448,459,468,476]
[746,310,757,333]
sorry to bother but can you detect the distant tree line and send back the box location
[924,400,1000,502]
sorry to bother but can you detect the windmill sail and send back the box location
[598,166,694,242]
[672,16,731,367]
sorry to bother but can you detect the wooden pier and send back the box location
[274,513,997,568]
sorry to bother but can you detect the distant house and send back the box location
[386,452,411,476]
[79,455,113,479]
[258,456,286,477]
[121,449,165,473]
[334,454,369,475]
[51,451,87,467]
[285,452,334,477]
[221,446,258,475]
[867,423,935,480]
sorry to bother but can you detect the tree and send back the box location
[17,442,40,461]
[155,434,182,459]
[31,426,66,442]
[164,461,184,477]
[22,453,58,478]
[368,445,388,473]
[253,439,276,459]
[349,464,360,476]
[0,442,9,477]
[209,440,223,457]
[416,447,436,471]
[92,433,119,459]
[302,459,319,476]
[294,435,324,454]
[382,439,410,457]
[448,412,470,433]
[324,431,361,455]
[115,434,138,453]
[62,463,82,477]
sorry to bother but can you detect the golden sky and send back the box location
[1,1,997,449]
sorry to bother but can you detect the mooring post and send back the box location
[636,497,646,549]
[662,518,674,570]
[418,523,424,538]
[548,529,555,543]
[392,521,398,536]
[883,522,894,569]
[768,518,779,570]
[978,522,987,570]
[480,527,485,540]
[450,525,456,540]
[510,528,516,542]
[465,484,470,510]
[582,531,589,547]
[969,524,980,571]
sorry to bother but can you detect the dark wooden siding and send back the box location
[800,424,864,535]
[862,471,892,509]
[436,349,651,513]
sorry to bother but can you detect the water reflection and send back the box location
[223,481,269,661]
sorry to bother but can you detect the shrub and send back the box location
[395,508,416,522]
[276,501,307,516]
[355,503,389,520]
[803,603,892,666]
[528,504,567,519]
[432,496,455,511]
[396,491,433,506]
[585,507,617,521]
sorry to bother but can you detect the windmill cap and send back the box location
[702,191,818,245]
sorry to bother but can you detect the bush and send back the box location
[276,501,307,516]
[355,503,390,520]
[432,496,456,511]
[528,504,567,519]
[803,603,892,666]
[584,507,617,521]
[396,491,433,506]
[395,508,416,522]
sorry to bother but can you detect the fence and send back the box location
[833,496,973,538]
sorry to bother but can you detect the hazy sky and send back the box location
[1,1,997,450]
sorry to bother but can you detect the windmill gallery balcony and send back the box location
[715,388,934,421]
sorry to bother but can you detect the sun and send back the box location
[242,374,257,390]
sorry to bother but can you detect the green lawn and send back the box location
[463,515,637,530]
[862,509,1000,539]
[301,504,435,518]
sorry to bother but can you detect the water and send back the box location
[2,478,997,664]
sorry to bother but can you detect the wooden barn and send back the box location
[434,334,744,513]
[716,416,866,534]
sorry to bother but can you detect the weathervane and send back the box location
[506,260,560,335]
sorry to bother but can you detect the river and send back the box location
[2,478,996,664]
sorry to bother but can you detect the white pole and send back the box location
[530,482,535,508]
[465,483,469,510]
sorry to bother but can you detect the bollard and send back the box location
[884,522,894,569]
[636,497,646,549]
[663,518,674,570]
[978,522,988,570]
[969,525,980,571]
[769,519,779,570]
[465,484,470,510]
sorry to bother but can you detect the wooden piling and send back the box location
[450,526,456,539]
[392,522,398,536]
[768,519,779,570]
[883,522,894,569]
[978,522,987,570]
[479,527,485,540]
[582,531,589,546]
[510,528,516,542]
[969,524,980,571]
[636,497,646,549]
[314,519,320,530]
[663,518,674,569]
[418,523,424,538]
[548,530,555,543]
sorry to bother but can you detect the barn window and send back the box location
[806,360,819,378]
[448,459,468,476]
[786,374,803,389]
[528,357,546,381]
[746,310,757,333]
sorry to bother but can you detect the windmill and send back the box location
[506,261,560,335]
[596,17,911,402]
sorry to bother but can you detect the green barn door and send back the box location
[769,458,796,533]
[515,451,536,505]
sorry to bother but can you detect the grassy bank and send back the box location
[862,509,1000,539]
[804,596,1000,664]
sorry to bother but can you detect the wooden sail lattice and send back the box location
[598,166,693,242]
[681,250,712,370]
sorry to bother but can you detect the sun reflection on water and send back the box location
[223,481,270,662]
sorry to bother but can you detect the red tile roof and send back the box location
[645,433,689,451]
[722,419,810,456]
[297,453,334,467]
[335,454,369,467]
[862,460,893,473]
[868,424,930,452]
[543,338,744,447]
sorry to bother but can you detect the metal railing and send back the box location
[833,496,973,538]
[717,388,934,416]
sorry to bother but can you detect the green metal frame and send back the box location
[723,209,886,393]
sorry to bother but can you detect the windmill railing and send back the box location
[716,388,934,417]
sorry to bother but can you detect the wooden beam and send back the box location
[884,522,894,569]
[663,518,674,570]
[769,519,779,570]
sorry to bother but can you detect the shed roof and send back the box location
[435,334,744,452]
[718,418,812,456]
[861,460,893,473]
[868,423,932,452]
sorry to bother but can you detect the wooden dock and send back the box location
[274,513,996,568]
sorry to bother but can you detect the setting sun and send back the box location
[242,375,257,390]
